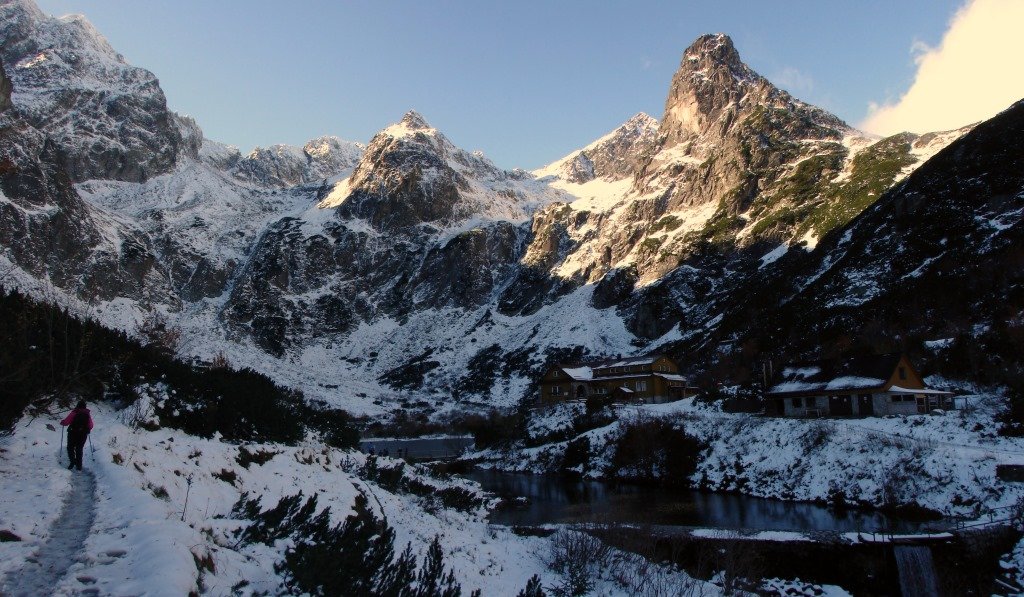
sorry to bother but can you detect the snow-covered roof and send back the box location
[592,355,659,369]
[769,378,885,394]
[888,386,954,396]
[768,354,908,395]
[560,366,593,381]
[655,373,691,383]
[824,376,885,390]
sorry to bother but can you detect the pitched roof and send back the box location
[553,354,668,379]
[560,366,593,381]
[593,355,659,369]
[767,353,905,395]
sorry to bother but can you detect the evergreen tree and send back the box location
[377,543,418,597]
[415,536,461,597]
[517,575,546,597]
[280,491,396,596]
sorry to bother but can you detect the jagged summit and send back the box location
[319,110,545,231]
[682,34,744,71]
[211,134,364,188]
[536,112,659,183]
[661,33,769,144]
[400,110,431,131]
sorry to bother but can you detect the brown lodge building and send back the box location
[538,354,695,405]
[765,353,954,417]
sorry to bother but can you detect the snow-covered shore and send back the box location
[474,385,1024,518]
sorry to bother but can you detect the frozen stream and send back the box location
[466,469,942,534]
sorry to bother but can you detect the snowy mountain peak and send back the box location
[682,33,743,69]
[400,110,431,130]
[0,0,198,182]
[623,112,658,129]
[536,112,659,184]
[659,33,849,149]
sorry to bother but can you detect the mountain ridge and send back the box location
[0,1,1001,415]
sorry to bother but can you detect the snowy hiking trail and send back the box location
[1,469,98,596]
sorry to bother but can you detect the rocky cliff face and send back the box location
[0,0,198,182]
[0,87,174,306]
[684,99,1024,386]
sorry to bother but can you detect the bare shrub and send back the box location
[137,312,181,356]
[799,419,835,452]
[547,529,610,596]
[118,396,156,430]
[607,550,705,597]
[879,463,913,507]
[866,430,914,450]
[209,351,230,370]
[694,532,764,595]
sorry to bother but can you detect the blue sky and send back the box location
[38,0,968,169]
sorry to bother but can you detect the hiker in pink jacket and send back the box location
[60,400,94,471]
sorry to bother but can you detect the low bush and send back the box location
[560,437,591,477]
[547,530,610,597]
[361,456,486,513]
[459,409,524,449]
[607,415,706,487]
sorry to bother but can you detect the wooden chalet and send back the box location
[538,354,696,406]
[766,353,954,417]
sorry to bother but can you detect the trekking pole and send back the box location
[58,426,64,463]
[181,473,194,522]
[89,434,95,462]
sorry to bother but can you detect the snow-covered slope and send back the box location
[0,404,712,596]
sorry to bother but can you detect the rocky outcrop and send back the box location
[229,136,364,188]
[0,61,11,113]
[0,0,199,182]
[638,33,849,212]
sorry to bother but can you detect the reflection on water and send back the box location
[465,469,930,533]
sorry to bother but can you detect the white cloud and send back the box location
[772,67,815,96]
[860,0,1024,135]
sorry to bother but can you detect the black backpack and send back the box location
[69,410,89,434]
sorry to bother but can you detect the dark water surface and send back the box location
[359,436,474,459]
[465,469,937,534]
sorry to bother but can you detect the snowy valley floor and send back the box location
[4,386,1024,595]
[0,403,714,596]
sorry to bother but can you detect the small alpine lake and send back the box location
[464,469,946,534]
